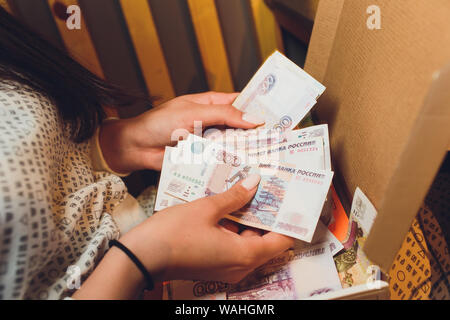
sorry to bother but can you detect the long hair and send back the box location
[0,6,150,142]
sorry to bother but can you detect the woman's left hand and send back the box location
[98,91,265,174]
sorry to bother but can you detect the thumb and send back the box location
[205,173,261,222]
[195,104,265,129]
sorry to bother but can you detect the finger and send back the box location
[240,227,264,237]
[204,174,261,221]
[261,232,295,252]
[219,219,240,233]
[242,232,295,265]
[183,91,239,105]
[142,148,165,171]
[194,104,265,129]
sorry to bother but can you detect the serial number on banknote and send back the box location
[171,171,206,187]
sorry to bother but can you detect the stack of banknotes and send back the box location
[161,187,381,300]
[156,51,348,299]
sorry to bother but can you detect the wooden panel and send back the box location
[215,0,260,91]
[265,0,313,46]
[48,0,118,117]
[187,0,234,92]
[148,0,208,95]
[273,0,320,22]
[12,0,65,49]
[120,0,175,105]
[249,0,284,60]
[77,0,148,117]
[47,0,104,78]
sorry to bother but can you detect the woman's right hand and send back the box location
[73,174,293,299]
[120,173,294,285]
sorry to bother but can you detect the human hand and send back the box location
[119,174,294,284]
[99,92,265,174]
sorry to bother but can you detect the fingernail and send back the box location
[242,113,265,125]
[241,174,261,190]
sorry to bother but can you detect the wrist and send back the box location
[98,118,136,175]
[72,242,146,299]
[119,220,171,283]
[105,245,147,291]
[71,221,170,299]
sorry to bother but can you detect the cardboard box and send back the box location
[304,0,450,299]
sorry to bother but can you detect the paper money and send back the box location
[204,128,286,152]
[163,138,239,202]
[284,124,333,231]
[295,221,344,256]
[225,163,333,242]
[229,243,341,300]
[155,147,189,211]
[155,192,186,212]
[156,134,333,241]
[333,187,381,288]
[204,130,325,169]
[246,136,325,170]
[156,137,238,206]
[162,134,326,193]
[206,124,331,170]
[233,51,325,132]
[163,280,227,300]
[156,51,345,300]
[287,124,332,170]
[162,154,334,242]
[164,242,342,300]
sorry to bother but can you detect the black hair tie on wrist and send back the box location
[109,239,154,291]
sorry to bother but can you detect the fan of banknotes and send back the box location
[156,51,346,299]
[156,51,333,243]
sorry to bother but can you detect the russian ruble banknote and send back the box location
[154,147,188,211]
[287,125,334,228]
[205,124,331,170]
[156,133,334,241]
[194,133,326,170]
[295,220,344,256]
[157,141,341,252]
[203,128,286,151]
[155,137,234,210]
[155,50,334,241]
[223,163,333,242]
[246,136,325,170]
[204,125,335,228]
[333,187,381,288]
[163,242,342,300]
[163,280,228,300]
[233,51,325,133]
[157,135,332,240]
[228,242,341,300]
[287,124,332,170]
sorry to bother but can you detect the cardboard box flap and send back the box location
[304,0,450,271]
[365,63,450,271]
[304,0,344,83]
